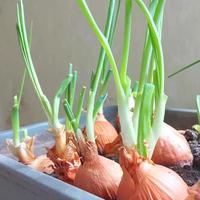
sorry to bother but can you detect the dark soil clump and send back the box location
[184,129,200,168]
[170,129,200,186]
[169,165,200,186]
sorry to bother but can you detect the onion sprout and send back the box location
[65,63,77,131]
[17,0,72,130]
[12,96,20,146]
[135,0,166,155]
[77,0,168,157]
[75,86,86,126]
[11,69,28,146]
[12,19,30,146]
[63,83,86,135]
[77,0,136,147]
[80,0,119,143]
[64,99,84,141]
[98,0,121,114]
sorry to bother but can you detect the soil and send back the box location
[169,129,200,186]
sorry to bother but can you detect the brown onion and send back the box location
[117,147,188,200]
[7,137,35,164]
[116,118,193,166]
[94,113,122,155]
[29,155,54,174]
[152,123,193,166]
[7,137,53,174]
[47,132,81,183]
[74,141,123,199]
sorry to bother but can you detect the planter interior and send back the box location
[0,106,198,200]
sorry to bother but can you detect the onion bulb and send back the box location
[185,181,200,200]
[74,141,123,199]
[152,123,193,166]
[116,118,193,166]
[7,137,35,163]
[47,132,81,183]
[94,113,121,155]
[117,147,188,200]
[7,137,54,174]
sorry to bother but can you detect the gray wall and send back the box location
[0,0,200,131]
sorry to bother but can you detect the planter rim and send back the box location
[0,155,102,200]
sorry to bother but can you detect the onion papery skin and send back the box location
[74,142,123,200]
[152,123,193,166]
[7,137,54,174]
[94,113,122,155]
[29,155,54,174]
[48,125,67,158]
[47,132,81,183]
[117,147,188,200]
[7,137,35,164]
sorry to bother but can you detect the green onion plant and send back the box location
[78,0,121,143]
[11,69,28,146]
[76,0,167,158]
[63,63,86,140]
[16,0,74,156]
[64,63,87,134]
[97,0,121,114]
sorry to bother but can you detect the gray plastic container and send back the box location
[0,106,197,200]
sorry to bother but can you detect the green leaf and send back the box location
[168,60,200,78]
[64,99,78,133]
[75,86,86,125]
[137,83,155,157]
[53,75,72,127]
[17,0,52,123]
[93,93,108,120]
[132,81,139,98]
[12,96,20,146]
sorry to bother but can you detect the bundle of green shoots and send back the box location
[80,0,122,156]
[16,0,87,183]
[63,1,124,198]
[12,0,194,199]
[75,0,190,199]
